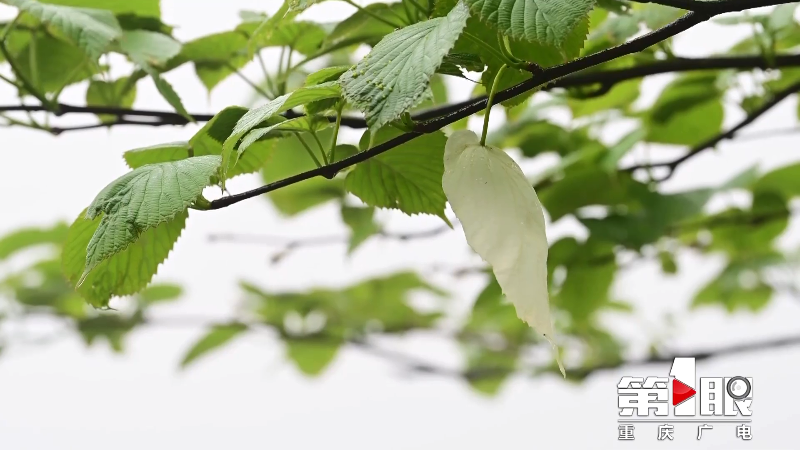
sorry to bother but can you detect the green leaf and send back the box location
[239,116,330,155]
[285,339,341,376]
[555,254,616,322]
[489,119,600,157]
[77,314,140,352]
[659,251,678,274]
[340,1,470,131]
[768,2,798,31]
[507,14,590,67]
[220,82,341,185]
[463,0,595,46]
[692,255,781,312]
[645,99,723,146]
[568,79,640,117]
[79,156,220,282]
[287,0,326,13]
[137,283,183,304]
[0,222,68,261]
[4,0,123,60]
[324,3,405,49]
[15,34,99,93]
[237,19,327,55]
[243,271,443,334]
[345,128,450,222]
[167,30,249,87]
[540,168,645,221]
[117,29,181,67]
[41,0,160,17]
[123,141,192,169]
[599,128,645,171]
[142,65,193,122]
[86,76,137,123]
[305,65,350,86]
[581,188,715,249]
[260,131,344,216]
[181,323,248,368]
[753,162,800,200]
[644,73,725,146]
[707,193,789,254]
[62,210,187,307]
[341,205,379,254]
[242,0,291,57]
[190,106,276,178]
[465,345,517,395]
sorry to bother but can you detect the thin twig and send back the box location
[0,54,798,131]
[624,80,800,179]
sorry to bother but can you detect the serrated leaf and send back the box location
[123,141,192,169]
[117,29,181,67]
[142,64,193,122]
[345,128,450,222]
[340,1,469,131]
[239,116,330,154]
[3,0,122,60]
[190,106,276,178]
[442,130,562,375]
[80,156,220,282]
[324,3,405,48]
[181,323,248,368]
[62,210,187,307]
[463,0,594,46]
[220,82,341,186]
[305,65,350,86]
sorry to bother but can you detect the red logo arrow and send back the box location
[672,378,696,406]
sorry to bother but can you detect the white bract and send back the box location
[442,130,564,375]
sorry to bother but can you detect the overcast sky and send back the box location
[0,1,799,449]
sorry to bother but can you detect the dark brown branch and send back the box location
[414,53,800,122]
[624,79,800,178]
[2,54,799,132]
[208,11,716,210]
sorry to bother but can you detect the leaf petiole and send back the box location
[462,31,517,67]
[480,64,508,146]
[329,102,344,162]
[296,133,323,168]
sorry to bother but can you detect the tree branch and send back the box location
[624,79,800,178]
[1,54,798,133]
[208,10,718,210]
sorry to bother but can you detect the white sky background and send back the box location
[0,1,799,449]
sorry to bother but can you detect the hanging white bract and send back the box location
[442,130,564,376]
